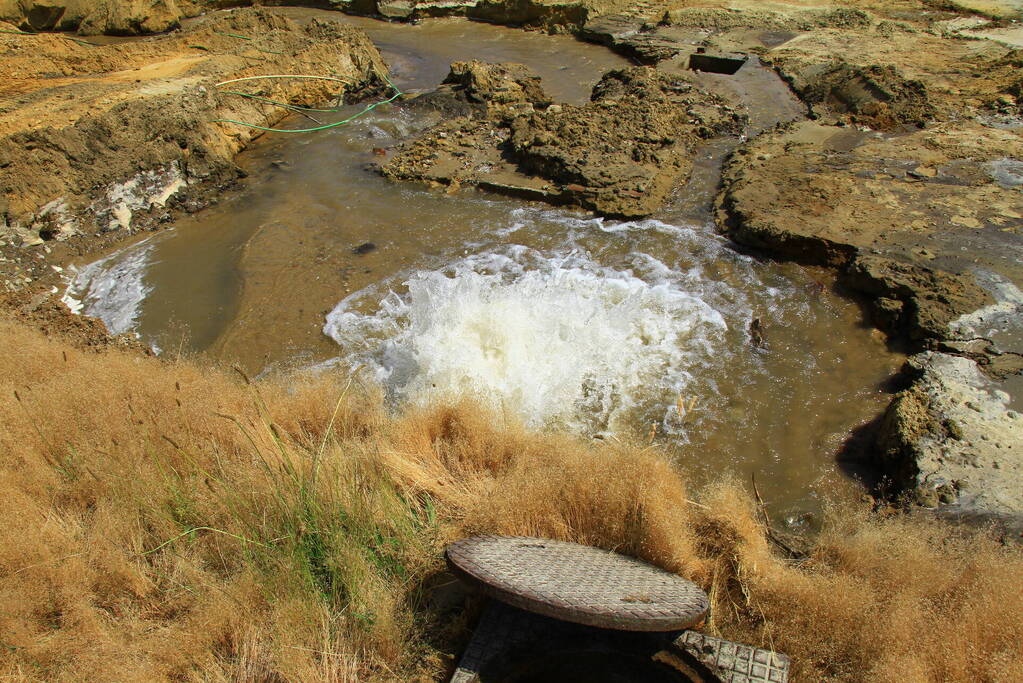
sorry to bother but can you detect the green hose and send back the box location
[214,30,283,54]
[216,31,252,40]
[213,73,403,134]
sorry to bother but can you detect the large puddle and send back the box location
[64,10,903,523]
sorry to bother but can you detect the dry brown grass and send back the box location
[1,316,1021,681]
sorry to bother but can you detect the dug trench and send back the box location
[1,1,1023,679]
[51,12,902,527]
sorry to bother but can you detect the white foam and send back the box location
[984,158,1023,190]
[950,270,1023,339]
[324,237,774,434]
[61,239,154,335]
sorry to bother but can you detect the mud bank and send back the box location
[0,8,387,290]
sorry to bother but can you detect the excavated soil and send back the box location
[0,8,387,296]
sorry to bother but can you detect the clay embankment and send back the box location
[0,0,188,35]
[0,8,387,292]
[0,0,643,35]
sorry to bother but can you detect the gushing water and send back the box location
[324,220,788,435]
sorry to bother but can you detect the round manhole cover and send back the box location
[445,535,709,632]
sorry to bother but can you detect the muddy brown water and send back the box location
[65,10,903,524]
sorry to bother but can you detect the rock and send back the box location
[77,0,181,36]
[845,254,991,342]
[23,2,68,30]
[580,14,692,64]
[876,352,1023,522]
[716,119,1023,341]
[377,0,415,20]
[385,64,745,218]
[509,67,744,216]
[756,18,1023,125]
[770,59,934,129]
[663,6,872,32]
[442,60,550,113]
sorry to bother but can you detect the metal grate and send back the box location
[674,631,791,682]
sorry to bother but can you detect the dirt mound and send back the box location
[0,8,387,250]
[384,63,744,217]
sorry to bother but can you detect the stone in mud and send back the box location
[509,67,744,216]
[875,352,1023,523]
[400,60,550,121]
[442,60,551,113]
[384,64,744,218]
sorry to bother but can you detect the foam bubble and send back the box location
[324,241,771,434]
[62,239,154,336]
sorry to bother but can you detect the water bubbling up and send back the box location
[325,220,796,436]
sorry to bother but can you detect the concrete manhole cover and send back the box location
[445,535,710,631]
